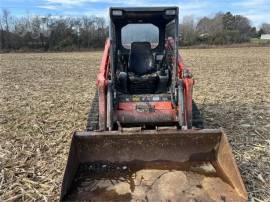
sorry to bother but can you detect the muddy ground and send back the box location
[0,47,269,201]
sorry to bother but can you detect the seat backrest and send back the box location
[128,42,155,76]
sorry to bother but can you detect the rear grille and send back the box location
[129,77,158,94]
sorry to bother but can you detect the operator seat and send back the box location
[128,42,155,75]
[125,42,158,94]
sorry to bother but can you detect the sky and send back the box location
[0,0,270,27]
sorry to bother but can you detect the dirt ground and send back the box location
[0,47,269,201]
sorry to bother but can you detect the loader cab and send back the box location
[109,7,179,95]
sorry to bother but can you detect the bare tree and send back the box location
[30,16,41,40]
[1,9,11,49]
[181,15,196,45]
[0,13,4,49]
[82,16,94,48]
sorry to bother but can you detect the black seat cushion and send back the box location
[128,42,155,76]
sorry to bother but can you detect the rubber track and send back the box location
[86,90,99,131]
[86,92,204,130]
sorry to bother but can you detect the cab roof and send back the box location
[110,7,178,25]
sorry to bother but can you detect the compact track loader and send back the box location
[61,7,247,201]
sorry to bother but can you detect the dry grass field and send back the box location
[1,47,270,201]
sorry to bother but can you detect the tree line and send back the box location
[0,9,269,51]
[180,12,270,46]
[0,9,108,51]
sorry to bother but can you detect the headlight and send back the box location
[112,10,123,16]
[165,9,176,15]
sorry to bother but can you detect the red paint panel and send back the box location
[118,101,173,111]
[154,102,173,110]
[183,78,194,128]
[118,102,134,110]
[96,39,110,86]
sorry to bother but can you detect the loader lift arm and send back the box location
[96,39,110,130]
